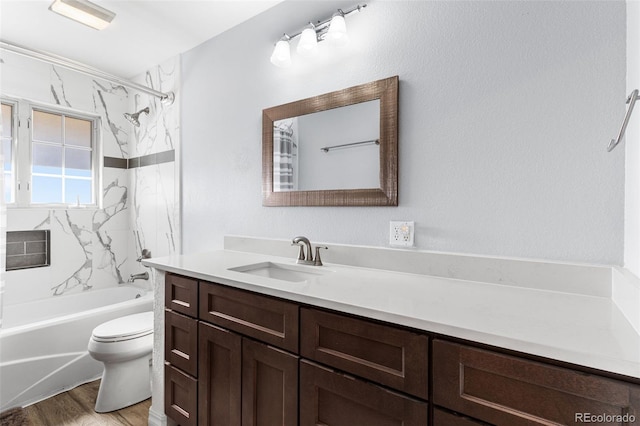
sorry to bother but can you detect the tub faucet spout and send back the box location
[128,271,149,283]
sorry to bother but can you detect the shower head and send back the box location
[124,107,149,127]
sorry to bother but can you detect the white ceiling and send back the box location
[0,0,283,79]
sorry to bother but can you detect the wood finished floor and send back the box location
[23,380,150,426]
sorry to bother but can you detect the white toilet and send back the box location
[87,311,154,413]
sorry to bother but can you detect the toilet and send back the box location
[87,311,154,413]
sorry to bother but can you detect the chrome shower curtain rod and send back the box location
[0,40,175,105]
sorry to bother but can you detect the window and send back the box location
[1,99,99,207]
[2,101,15,203]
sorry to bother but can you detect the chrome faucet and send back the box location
[128,271,149,282]
[292,236,328,266]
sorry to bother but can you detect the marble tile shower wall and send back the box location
[0,53,180,305]
[129,57,180,282]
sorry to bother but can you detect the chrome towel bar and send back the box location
[608,89,638,152]
[321,139,379,153]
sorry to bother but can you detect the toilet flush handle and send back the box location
[136,249,151,266]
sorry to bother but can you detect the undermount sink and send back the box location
[228,262,329,283]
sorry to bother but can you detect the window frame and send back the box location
[2,98,18,205]
[2,97,102,209]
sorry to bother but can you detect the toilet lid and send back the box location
[92,311,153,342]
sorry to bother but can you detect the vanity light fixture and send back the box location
[326,12,349,46]
[297,23,319,57]
[49,0,116,31]
[270,35,292,68]
[270,3,366,68]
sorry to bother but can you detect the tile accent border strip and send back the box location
[104,149,175,169]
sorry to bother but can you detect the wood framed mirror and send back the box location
[262,76,398,206]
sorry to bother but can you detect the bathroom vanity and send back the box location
[147,247,640,426]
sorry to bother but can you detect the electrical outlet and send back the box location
[389,221,414,247]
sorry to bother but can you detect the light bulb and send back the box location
[327,14,349,47]
[270,39,291,67]
[297,27,318,57]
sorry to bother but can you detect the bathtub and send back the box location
[0,285,153,410]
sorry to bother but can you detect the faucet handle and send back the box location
[314,246,328,266]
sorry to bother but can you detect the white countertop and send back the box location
[145,249,640,381]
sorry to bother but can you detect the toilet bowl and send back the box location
[88,311,154,413]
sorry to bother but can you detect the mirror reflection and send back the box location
[273,100,380,192]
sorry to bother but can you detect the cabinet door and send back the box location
[165,364,198,426]
[199,322,242,426]
[165,309,198,377]
[301,307,428,399]
[300,360,428,426]
[200,282,299,353]
[166,273,198,317]
[433,340,640,426]
[242,338,298,426]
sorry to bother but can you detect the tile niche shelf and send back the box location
[6,230,51,271]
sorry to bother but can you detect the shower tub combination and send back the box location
[0,285,153,411]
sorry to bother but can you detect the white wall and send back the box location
[624,0,640,276]
[181,0,626,265]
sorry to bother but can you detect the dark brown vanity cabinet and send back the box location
[432,409,488,426]
[241,338,299,426]
[197,321,241,425]
[165,274,430,426]
[164,274,199,426]
[300,307,429,399]
[300,360,428,425]
[299,308,429,425]
[196,282,299,426]
[198,281,299,353]
[197,321,299,426]
[432,340,640,426]
[165,272,640,426]
[166,273,199,317]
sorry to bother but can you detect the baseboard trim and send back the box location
[148,407,169,426]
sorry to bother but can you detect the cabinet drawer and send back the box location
[199,282,299,353]
[300,308,428,399]
[165,310,198,377]
[433,408,488,426]
[300,360,428,425]
[166,273,198,317]
[165,363,198,426]
[433,340,640,426]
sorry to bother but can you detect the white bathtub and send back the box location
[0,286,153,410]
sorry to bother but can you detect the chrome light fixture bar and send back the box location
[49,0,115,31]
[0,40,175,105]
[270,3,366,68]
